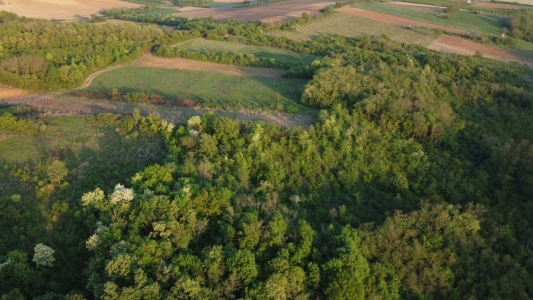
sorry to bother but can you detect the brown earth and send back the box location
[0,84,28,99]
[337,6,467,34]
[135,57,284,78]
[173,0,335,22]
[0,0,140,20]
[428,35,533,66]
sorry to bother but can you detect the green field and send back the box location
[177,39,319,64]
[356,3,508,36]
[0,116,101,162]
[268,12,436,46]
[87,66,308,112]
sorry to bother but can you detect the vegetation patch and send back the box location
[176,39,319,64]
[86,66,308,112]
[356,3,507,36]
[269,12,436,46]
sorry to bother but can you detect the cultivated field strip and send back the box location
[268,12,436,46]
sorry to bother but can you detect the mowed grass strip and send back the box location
[177,39,319,64]
[268,12,436,46]
[356,3,507,36]
[0,116,101,162]
[87,66,308,112]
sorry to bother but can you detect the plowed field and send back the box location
[173,0,334,22]
[0,0,139,19]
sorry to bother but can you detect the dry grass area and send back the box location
[173,0,334,22]
[337,6,466,34]
[1,94,315,127]
[428,35,533,66]
[0,84,29,99]
[134,57,283,78]
[474,2,526,9]
[0,0,140,19]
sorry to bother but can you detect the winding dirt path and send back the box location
[1,53,315,128]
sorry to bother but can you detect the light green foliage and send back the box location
[32,244,55,268]
[46,160,68,186]
[227,249,258,285]
[323,227,369,300]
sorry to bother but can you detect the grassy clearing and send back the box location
[268,12,436,46]
[86,66,309,112]
[176,39,319,64]
[356,3,507,36]
[0,116,101,162]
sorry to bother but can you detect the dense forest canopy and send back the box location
[1,7,533,300]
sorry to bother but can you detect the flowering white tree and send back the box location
[110,184,134,205]
[33,243,55,268]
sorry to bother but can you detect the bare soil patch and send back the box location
[0,84,29,99]
[173,0,334,22]
[0,0,140,19]
[135,57,283,78]
[337,6,467,34]
[475,2,526,9]
[428,35,533,66]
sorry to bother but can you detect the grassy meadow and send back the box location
[86,66,309,112]
[0,116,101,162]
[356,3,508,36]
[268,12,436,46]
[176,39,319,64]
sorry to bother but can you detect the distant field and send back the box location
[177,39,319,64]
[173,0,334,22]
[0,0,140,19]
[493,0,533,5]
[0,116,100,162]
[356,3,507,36]
[268,12,436,46]
[86,65,308,112]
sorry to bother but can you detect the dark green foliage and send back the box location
[506,10,533,41]
[2,10,533,300]
[172,0,213,7]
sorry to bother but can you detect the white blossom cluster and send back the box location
[411,150,425,157]
[189,129,199,137]
[0,258,12,271]
[86,221,107,251]
[290,195,301,204]
[252,133,261,142]
[110,184,134,205]
[33,243,55,267]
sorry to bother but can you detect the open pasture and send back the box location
[0,0,140,19]
[0,116,101,162]
[176,39,318,64]
[173,0,334,22]
[86,64,308,112]
[268,12,436,46]
[353,3,507,36]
